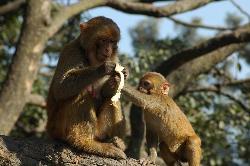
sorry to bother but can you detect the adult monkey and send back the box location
[46,16,128,159]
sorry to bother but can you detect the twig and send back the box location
[184,86,250,115]
[168,16,235,31]
[230,0,250,22]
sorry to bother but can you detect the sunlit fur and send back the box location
[126,72,202,166]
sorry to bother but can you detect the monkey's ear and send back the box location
[161,82,170,95]
[80,23,88,32]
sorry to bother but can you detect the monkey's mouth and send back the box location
[101,54,111,60]
[97,54,109,62]
[138,87,150,94]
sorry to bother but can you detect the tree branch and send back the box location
[0,136,153,166]
[0,0,25,15]
[168,16,235,31]
[166,44,245,98]
[214,78,250,87]
[156,24,250,75]
[48,0,107,37]
[27,94,46,108]
[106,0,214,17]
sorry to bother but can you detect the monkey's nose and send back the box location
[105,47,112,55]
[139,87,145,92]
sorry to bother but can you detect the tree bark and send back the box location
[0,136,154,166]
[0,0,51,135]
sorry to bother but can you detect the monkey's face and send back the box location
[95,38,118,62]
[80,17,120,63]
[138,72,170,96]
[138,78,154,95]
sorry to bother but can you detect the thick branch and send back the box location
[166,44,244,98]
[107,0,214,17]
[156,25,250,75]
[48,0,107,37]
[0,136,153,166]
[0,0,25,15]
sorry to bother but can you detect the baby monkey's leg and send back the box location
[146,127,158,163]
[159,142,179,166]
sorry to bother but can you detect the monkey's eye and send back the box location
[142,80,152,90]
[101,39,107,43]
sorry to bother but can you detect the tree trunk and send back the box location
[0,136,155,166]
[0,0,51,135]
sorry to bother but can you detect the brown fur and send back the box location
[122,72,201,166]
[46,16,126,159]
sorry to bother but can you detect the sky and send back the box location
[87,0,250,55]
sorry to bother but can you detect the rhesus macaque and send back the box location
[122,72,201,166]
[46,16,128,159]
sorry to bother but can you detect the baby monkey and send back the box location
[122,72,201,166]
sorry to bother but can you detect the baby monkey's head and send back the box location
[138,72,170,96]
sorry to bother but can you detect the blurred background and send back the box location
[0,0,250,165]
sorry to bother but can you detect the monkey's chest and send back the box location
[144,110,185,152]
[144,110,165,133]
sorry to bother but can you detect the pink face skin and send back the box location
[160,81,170,95]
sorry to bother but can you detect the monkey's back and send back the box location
[46,37,87,138]
[144,95,196,152]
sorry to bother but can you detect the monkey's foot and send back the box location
[109,145,127,159]
[111,136,126,151]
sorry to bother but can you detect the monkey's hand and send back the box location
[108,75,121,89]
[111,136,126,151]
[100,61,116,75]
